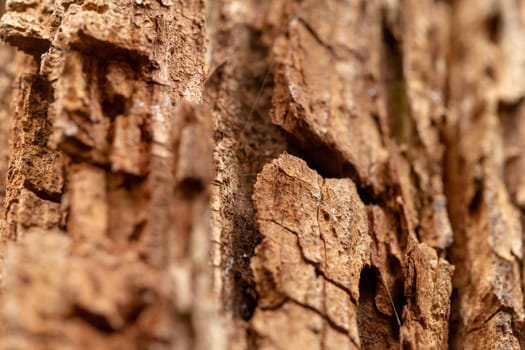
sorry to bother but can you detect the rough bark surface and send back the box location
[1,0,525,349]
[0,0,15,217]
[446,1,525,348]
[0,1,222,349]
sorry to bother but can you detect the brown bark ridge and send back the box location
[446,1,525,348]
[0,1,224,349]
[0,0,15,229]
[204,0,288,347]
[1,0,525,349]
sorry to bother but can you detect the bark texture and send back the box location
[0,0,15,216]
[0,1,222,349]
[1,0,525,349]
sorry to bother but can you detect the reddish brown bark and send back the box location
[0,1,222,349]
[1,0,525,349]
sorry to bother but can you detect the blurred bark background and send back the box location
[0,0,524,349]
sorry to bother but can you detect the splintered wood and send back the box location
[1,0,525,349]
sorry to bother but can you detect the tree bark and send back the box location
[0,0,14,220]
[0,0,524,349]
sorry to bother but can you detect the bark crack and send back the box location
[258,217,358,304]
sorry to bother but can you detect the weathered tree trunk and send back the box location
[0,0,524,349]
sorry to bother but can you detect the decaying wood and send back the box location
[1,0,525,349]
[0,1,223,349]
[0,0,15,227]
[0,47,13,209]
[446,1,525,348]
[240,0,454,348]
[205,1,288,347]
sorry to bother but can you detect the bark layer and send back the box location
[0,1,222,349]
[1,0,525,349]
[0,0,15,226]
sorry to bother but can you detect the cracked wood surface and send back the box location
[1,0,525,349]
[250,154,452,349]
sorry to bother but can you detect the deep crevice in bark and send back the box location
[381,18,411,148]
[357,267,399,349]
[70,305,116,334]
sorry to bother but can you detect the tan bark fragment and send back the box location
[272,0,388,193]
[251,154,452,349]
